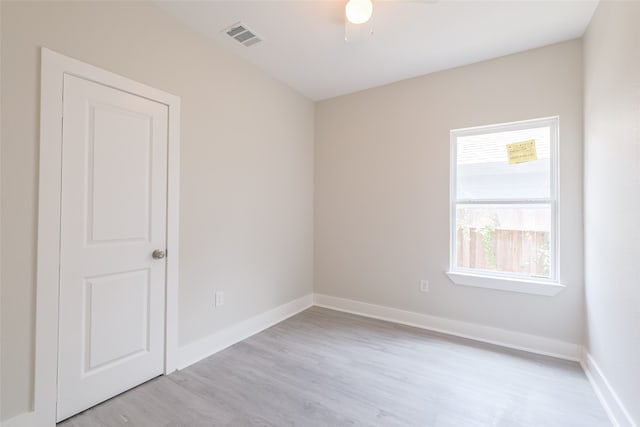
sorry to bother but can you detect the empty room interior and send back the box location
[0,0,638,426]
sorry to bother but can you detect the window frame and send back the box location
[447,116,564,296]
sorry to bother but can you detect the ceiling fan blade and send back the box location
[345,19,374,42]
[342,0,438,42]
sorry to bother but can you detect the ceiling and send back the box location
[155,0,599,101]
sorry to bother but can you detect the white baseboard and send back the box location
[176,294,313,370]
[313,293,582,361]
[581,350,637,427]
[10,293,634,427]
[0,411,40,427]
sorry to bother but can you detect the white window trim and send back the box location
[448,116,564,296]
[446,272,564,296]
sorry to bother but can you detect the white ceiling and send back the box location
[155,0,599,101]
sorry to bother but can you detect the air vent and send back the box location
[223,23,262,47]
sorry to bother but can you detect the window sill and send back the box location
[446,271,565,296]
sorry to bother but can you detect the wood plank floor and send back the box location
[60,307,610,427]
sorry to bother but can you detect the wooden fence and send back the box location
[457,228,549,277]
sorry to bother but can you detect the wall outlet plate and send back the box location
[215,291,225,307]
[420,280,429,293]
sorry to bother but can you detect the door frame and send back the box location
[33,48,181,426]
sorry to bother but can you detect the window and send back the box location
[447,117,564,296]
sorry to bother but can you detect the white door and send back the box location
[57,74,169,421]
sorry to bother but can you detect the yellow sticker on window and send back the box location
[506,139,537,164]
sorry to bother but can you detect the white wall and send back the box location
[583,1,640,425]
[0,1,314,421]
[315,40,584,346]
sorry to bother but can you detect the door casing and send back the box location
[32,48,181,427]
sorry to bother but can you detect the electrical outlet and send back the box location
[419,280,429,293]
[215,291,225,307]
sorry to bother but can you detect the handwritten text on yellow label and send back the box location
[506,139,537,164]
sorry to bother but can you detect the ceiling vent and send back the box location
[223,23,262,47]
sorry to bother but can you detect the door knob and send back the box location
[152,249,166,259]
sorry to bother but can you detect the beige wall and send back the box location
[583,2,640,425]
[8,0,632,424]
[0,1,3,422]
[315,40,584,343]
[0,1,314,421]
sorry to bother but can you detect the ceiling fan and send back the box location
[345,0,375,25]
[344,0,437,42]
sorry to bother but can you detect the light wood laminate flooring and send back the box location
[60,307,610,426]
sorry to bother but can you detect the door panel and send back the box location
[85,269,150,371]
[89,104,152,243]
[57,74,169,422]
